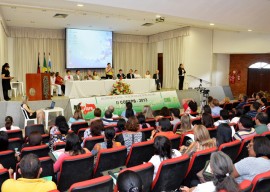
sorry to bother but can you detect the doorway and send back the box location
[158,53,163,86]
[247,68,270,96]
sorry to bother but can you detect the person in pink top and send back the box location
[54,133,90,173]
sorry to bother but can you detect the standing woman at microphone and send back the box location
[178,63,186,90]
[1,63,14,101]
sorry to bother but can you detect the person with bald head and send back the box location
[153,70,161,90]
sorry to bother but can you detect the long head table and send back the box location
[65,79,156,98]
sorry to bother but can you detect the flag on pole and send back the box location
[37,52,41,73]
[42,52,47,73]
[48,52,52,72]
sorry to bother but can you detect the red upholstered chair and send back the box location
[83,136,104,151]
[239,180,253,192]
[191,117,201,126]
[16,156,54,180]
[20,144,50,158]
[25,124,45,138]
[151,155,190,192]
[261,131,270,141]
[168,134,181,149]
[57,153,94,192]
[6,129,23,140]
[53,142,66,150]
[218,140,241,162]
[0,168,9,190]
[8,138,23,151]
[0,150,16,170]
[71,122,89,134]
[41,134,50,144]
[207,127,217,138]
[218,180,252,192]
[114,163,154,192]
[184,147,218,187]
[173,122,181,133]
[140,127,154,140]
[179,131,194,146]
[235,136,254,163]
[190,111,199,117]
[93,146,127,178]
[77,128,87,141]
[212,115,220,122]
[125,140,154,168]
[69,175,113,192]
[145,118,156,128]
[104,124,117,129]
[243,104,251,113]
[232,101,240,108]
[223,103,233,110]
[251,170,270,192]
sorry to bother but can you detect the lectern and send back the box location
[26,73,51,101]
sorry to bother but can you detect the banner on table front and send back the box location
[70,91,180,119]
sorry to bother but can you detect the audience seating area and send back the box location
[1,101,270,192]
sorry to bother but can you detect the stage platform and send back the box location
[0,85,233,129]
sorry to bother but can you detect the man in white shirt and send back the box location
[0,116,20,131]
[102,110,118,126]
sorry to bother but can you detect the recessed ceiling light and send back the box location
[248,29,252,32]
[77,4,84,7]
[210,23,215,26]
[156,15,161,18]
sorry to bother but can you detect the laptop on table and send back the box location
[45,101,55,110]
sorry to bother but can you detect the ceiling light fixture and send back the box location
[248,29,252,32]
[156,15,161,18]
[210,23,215,26]
[77,4,84,7]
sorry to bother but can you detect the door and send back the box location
[247,68,270,96]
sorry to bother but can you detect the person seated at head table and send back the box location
[64,69,74,81]
[117,69,126,79]
[134,70,141,79]
[92,70,101,80]
[144,70,151,79]
[84,69,93,80]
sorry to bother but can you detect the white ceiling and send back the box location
[0,0,270,35]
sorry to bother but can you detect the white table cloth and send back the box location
[65,79,156,98]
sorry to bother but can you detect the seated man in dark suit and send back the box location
[153,70,161,90]
[117,69,126,79]
[126,69,135,79]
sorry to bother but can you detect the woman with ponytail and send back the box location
[181,151,239,192]
[91,127,121,155]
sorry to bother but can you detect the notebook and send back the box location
[48,148,65,162]
[46,101,55,110]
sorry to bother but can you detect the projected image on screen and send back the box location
[66,29,112,69]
